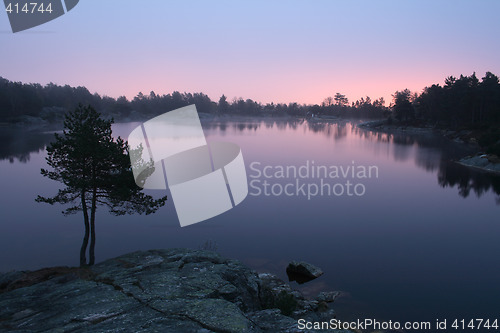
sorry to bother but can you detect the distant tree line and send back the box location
[0,77,100,122]
[0,76,388,123]
[1,72,499,131]
[314,93,388,119]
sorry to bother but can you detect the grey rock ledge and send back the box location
[0,249,349,333]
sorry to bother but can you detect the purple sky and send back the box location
[1,0,500,105]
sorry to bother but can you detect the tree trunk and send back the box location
[80,191,90,267]
[88,187,97,266]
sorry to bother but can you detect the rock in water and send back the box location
[316,291,340,303]
[0,249,347,333]
[286,261,324,284]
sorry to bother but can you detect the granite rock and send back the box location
[0,249,348,333]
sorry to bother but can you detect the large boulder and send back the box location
[286,261,324,284]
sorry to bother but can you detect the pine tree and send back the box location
[36,105,167,266]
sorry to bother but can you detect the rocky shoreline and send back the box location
[0,249,350,333]
[457,154,500,174]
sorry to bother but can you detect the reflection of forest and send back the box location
[204,118,350,141]
[438,162,500,203]
[352,126,500,201]
[0,129,54,163]
[4,119,499,202]
[208,119,500,201]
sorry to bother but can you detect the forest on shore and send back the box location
[390,72,500,155]
[1,72,499,154]
[0,76,389,122]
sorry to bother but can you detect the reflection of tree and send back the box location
[204,118,350,142]
[235,123,246,132]
[357,127,500,202]
[392,135,415,162]
[208,118,364,136]
[204,121,260,133]
[305,121,348,141]
[212,119,500,203]
[275,121,288,130]
[306,122,327,133]
[333,123,347,140]
[414,148,441,173]
[202,122,229,133]
[211,120,500,202]
[438,161,500,200]
[247,123,257,131]
[0,129,54,163]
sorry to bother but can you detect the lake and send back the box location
[1,118,499,326]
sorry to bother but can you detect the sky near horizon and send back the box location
[1,0,500,106]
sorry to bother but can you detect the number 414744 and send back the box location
[451,319,499,330]
[5,2,53,14]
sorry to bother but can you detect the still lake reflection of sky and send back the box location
[0,118,499,324]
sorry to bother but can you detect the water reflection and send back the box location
[0,129,54,163]
[2,119,499,201]
[203,117,349,140]
[352,126,500,201]
[207,118,500,201]
[438,161,500,201]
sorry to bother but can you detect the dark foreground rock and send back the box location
[0,249,349,333]
[286,261,324,285]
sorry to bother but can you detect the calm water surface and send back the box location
[0,118,499,325]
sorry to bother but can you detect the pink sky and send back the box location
[1,1,499,106]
